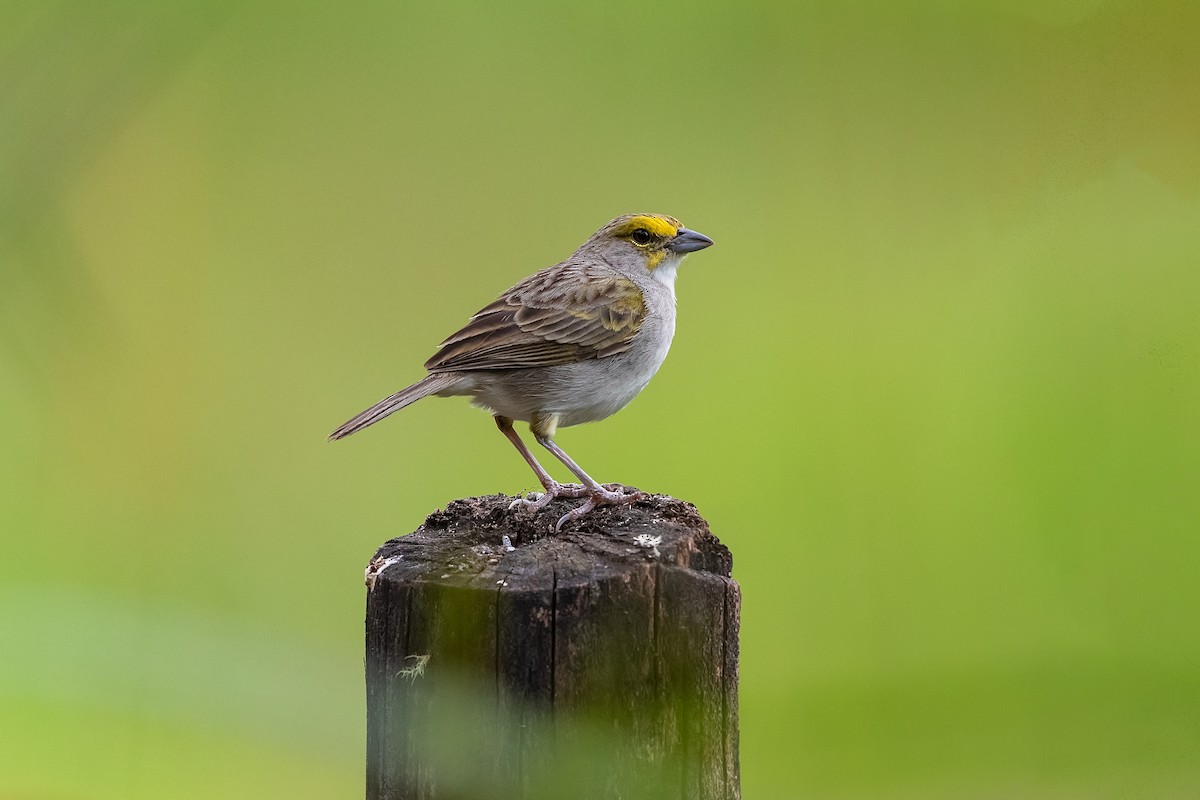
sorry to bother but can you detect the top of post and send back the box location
[365,487,733,591]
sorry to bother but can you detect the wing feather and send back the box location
[424,262,646,372]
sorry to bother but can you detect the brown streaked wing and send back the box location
[423,263,646,372]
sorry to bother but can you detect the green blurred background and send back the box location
[3,1,1198,797]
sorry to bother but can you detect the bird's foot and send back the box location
[509,481,588,513]
[554,485,646,533]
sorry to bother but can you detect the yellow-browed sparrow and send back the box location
[329,213,714,531]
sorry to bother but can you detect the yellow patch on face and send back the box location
[645,249,668,269]
[612,215,680,239]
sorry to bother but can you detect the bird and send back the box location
[328,213,714,531]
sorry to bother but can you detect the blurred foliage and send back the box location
[2,1,1199,797]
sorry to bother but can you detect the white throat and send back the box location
[650,253,684,297]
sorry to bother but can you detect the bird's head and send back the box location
[581,213,714,279]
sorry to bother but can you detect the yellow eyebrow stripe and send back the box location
[613,215,680,239]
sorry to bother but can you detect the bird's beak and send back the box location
[668,227,714,253]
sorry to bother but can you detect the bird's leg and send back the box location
[529,413,645,532]
[494,415,587,512]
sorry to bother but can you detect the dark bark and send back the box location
[364,488,740,800]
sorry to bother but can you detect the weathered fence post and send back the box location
[364,488,740,800]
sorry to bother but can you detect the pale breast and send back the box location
[553,278,676,426]
[465,270,679,426]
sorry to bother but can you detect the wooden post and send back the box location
[364,488,740,800]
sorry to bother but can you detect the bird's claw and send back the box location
[511,482,645,531]
[509,482,588,513]
[554,486,646,532]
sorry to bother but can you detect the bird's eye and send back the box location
[630,228,652,246]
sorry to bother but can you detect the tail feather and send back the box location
[328,373,459,441]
